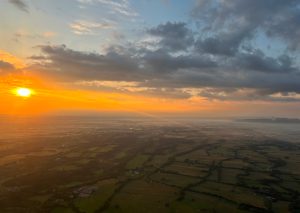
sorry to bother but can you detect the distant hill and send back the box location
[236,118,300,124]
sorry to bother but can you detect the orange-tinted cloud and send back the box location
[0,51,299,117]
[0,50,26,69]
[0,72,215,116]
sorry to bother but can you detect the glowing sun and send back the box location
[15,88,33,97]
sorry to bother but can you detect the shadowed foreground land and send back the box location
[0,117,299,212]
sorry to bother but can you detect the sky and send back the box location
[0,0,300,117]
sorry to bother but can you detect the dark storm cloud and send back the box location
[31,45,144,81]
[31,44,217,81]
[141,68,300,94]
[9,0,28,13]
[195,28,253,56]
[148,22,194,51]
[265,10,300,51]
[232,50,297,73]
[192,0,300,51]
[141,49,216,73]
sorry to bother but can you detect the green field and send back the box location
[0,119,299,212]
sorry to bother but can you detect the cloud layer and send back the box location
[28,0,300,102]
[9,0,28,13]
